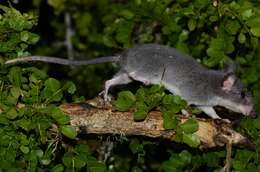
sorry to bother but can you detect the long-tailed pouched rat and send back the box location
[5,44,256,119]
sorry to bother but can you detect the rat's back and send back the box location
[121,44,205,76]
[119,44,220,105]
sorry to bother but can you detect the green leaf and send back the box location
[188,19,196,31]
[148,85,164,94]
[162,94,175,106]
[180,118,199,134]
[87,157,106,172]
[75,144,91,155]
[162,151,192,172]
[134,102,148,121]
[20,145,29,154]
[133,109,148,121]
[16,119,32,131]
[20,31,29,41]
[19,133,29,145]
[114,91,136,111]
[0,5,36,31]
[246,16,260,28]
[28,33,40,44]
[115,20,133,47]
[206,30,235,67]
[135,87,146,101]
[27,67,48,82]
[10,86,21,99]
[34,149,44,158]
[40,159,51,165]
[74,155,86,168]
[173,95,186,106]
[0,116,9,125]
[5,95,18,105]
[245,67,259,83]
[162,160,177,172]
[182,133,200,147]
[65,81,77,94]
[32,115,53,132]
[203,151,224,167]
[103,34,117,47]
[162,111,179,130]
[42,78,63,102]
[241,9,253,20]
[119,9,134,19]
[250,37,259,50]
[145,93,164,110]
[129,139,143,154]
[62,152,73,167]
[51,164,64,172]
[50,106,70,125]
[44,78,61,92]
[60,125,77,139]
[162,94,184,113]
[179,150,192,164]
[250,27,260,37]
[5,108,18,119]
[205,50,227,67]
[225,20,240,35]
[253,117,260,130]
[8,67,22,87]
[238,32,246,44]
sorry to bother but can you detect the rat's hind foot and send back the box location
[100,72,133,102]
[98,90,112,102]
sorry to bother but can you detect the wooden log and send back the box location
[60,97,255,149]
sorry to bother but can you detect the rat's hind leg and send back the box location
[101,72,133,101]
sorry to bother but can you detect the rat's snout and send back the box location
[243,104,253,116]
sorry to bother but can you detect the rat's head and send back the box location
[218,73,255,117]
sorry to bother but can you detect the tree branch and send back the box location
[60,97,255,149]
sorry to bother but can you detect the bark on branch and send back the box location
[60,97,255,149]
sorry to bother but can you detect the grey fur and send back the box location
[5,44,255,119]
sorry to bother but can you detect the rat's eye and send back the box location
[240,91,246,99]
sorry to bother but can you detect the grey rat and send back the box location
[5,44,255,119]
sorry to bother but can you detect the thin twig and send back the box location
[65,12,74,60]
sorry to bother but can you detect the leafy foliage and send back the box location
[0,6,104,171]
[114,85,200,147]
[1,0,260,171]
[0,4,39,57]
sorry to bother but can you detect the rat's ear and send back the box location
[222,73,236,91]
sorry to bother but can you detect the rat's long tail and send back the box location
[5,55,121,65]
